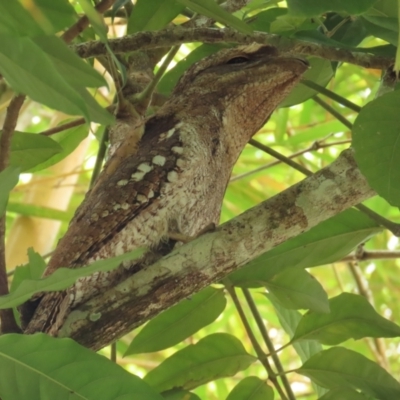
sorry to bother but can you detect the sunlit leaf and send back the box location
[318,387,370,400]
[292,293,400,345]
[0,334,163,400]
[298,347,400,399]
[125,287,226,355]
[10,132,62,171]
[353,90,400,207]
[264,268,329,313]
[144,333,256,392]
[128,0,185,34]
[226,377,274,400]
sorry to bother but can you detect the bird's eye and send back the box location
[226,56,249,64]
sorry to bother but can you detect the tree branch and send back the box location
[0,94,25,333]
[56,149,375,350]
[73,27,393,70]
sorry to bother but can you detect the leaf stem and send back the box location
[301,79,361,112]
[242,288,296,400]
[0,94,25,333]
[224,280,289,400]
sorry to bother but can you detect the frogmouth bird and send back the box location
[22,43,308,334]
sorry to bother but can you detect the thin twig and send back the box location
[224,281,289,400]
[301,79,361,112]
[0,94,25,333]
[242,288,296,400]
[231,139,351,182]
[313,95,353,130]
[40,118,86,136]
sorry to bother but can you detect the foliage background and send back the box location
[1,0,400,399]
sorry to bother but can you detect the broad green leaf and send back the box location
[128,0,185,34]
[226,377,274,400]
[175,0,252,34]
[0,1,44,36]
[229,209,380,286]
[9,132,62,171]
[353,90,400,207]
[292,293,400,345]
[7,203,70,222]
[144,333,256,392]
[318,388,370,400]
[33,36,106,88]
[267,293,327,398]
[10,249,46,294]
[280,57,333,107]
[0,166,19,215]
[28,123,89,172]
[297,347,400,399]
[125,287,226,355]
[0,248,145,309]
[30,0,77,33]
[162,389,201,400]
[0,334,163,400]
[286,0,376,16]
[247,8,287,32]
[360,16,398,45]
[264,269,329,313]
[0,36,89,119]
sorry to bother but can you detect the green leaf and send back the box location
[0,35,89,119]
[10,249,46,294]
[0,248,145,309]
[353,90,400,207]
[280,57,333,107]
[297,347,400,399]
[34,35,107,88]
[229,209,380,286]
[318,387,370,400]
[292,293,400,345]
[7,203,70,222]
[144,333,256,392]
[125,287,226,355]
[0,166,19,216]
[175,0,252,34]
[31,0,77,33]
[226,377,274,400]
[264,269,329,313]
[0,333,164,400]
[9,132,62,171]
[128,0,185,34]
[286,0,376,16]
[0,1,44,36]
[28,123,88,172]
[162,389,201,400]
[360,16,398,45]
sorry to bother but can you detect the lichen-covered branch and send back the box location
[74,27,393,70]
[58,149,375,350]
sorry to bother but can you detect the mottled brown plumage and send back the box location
[23,44,308,334]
